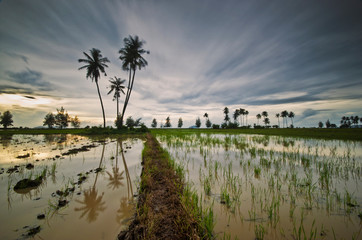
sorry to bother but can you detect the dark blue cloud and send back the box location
[7,68,42,85]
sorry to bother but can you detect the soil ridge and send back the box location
[118,133,202,240]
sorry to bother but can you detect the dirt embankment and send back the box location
[118,133,202,240]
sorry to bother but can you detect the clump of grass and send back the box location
[221,187,231,208]
[254,167,261,178]
[255,224,266,240]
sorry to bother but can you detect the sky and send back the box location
[0,0,361,128]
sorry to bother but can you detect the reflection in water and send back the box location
[116,197,133,225]
[107,141,124,190]
[74,187,106,223]
[75,143,106,222]
[0,135,12,147]
[120,139,133,199]
[0,135,143,240]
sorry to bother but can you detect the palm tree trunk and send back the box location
[120,68,136,126]
[116,94,119,117]
[120,69,132,126]
[95,79,106,128]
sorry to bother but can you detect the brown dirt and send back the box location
[118,133,202,240]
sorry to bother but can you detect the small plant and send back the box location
[254,167,261,178]
[221,187,231,208]
[255,224,266,240]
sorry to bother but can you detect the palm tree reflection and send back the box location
[107,141,124,190]
[120,139,133,198]
[116,139,135,225]
[116,197,134,225]
[74,142,106,222]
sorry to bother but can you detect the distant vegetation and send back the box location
[43,107,80,129]
[0,110,13,129]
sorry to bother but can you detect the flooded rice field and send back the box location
[0,134,143,240]
[156,133,362,239]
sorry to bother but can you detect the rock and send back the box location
[27,226,40,236]
[37,214,45,220]
[26,163,34,169]
[14,177,43,193]
[58,199,68,208]
[56,190,64,196]
[16,153,30,159]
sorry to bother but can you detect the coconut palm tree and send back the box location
[288,111,295,127]
[224,107,230,123]
[256,114,262,126]
[233,109,240,124]
[275,113,280,128]
[118,35,149,126]
[262,111,268,125]
[239,108,245,126]
[78,48,110,128]
[245,110,249,127]
[281,110,289,128]
[107,76,126,117]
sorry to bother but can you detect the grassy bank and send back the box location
[151,128,362,141]
[118,133,210,240]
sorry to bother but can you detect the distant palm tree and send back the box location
[224,107,230,123]
[288,111,295,127]
[264,117,270,126]
[119,35,149,126]
[203,113,210,128]
[239,108,245,126]
[256,114,261,125]
[281,110,289,128]
[262,111,268,122]
[107,76,126,117]
[233,109,240,123]
[275,113,280,128]
[78,48,110,128]
[245,110,249,126]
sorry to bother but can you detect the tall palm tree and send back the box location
[256,114,261,126]
[245,110,249,126]
[224,107,230,123]
[275,113,280,128]
[107,76,126,117]
[233,109,240,123]
[262,111,268,120]
[239,108,245,126]
[119,35,149,126]
[288,111,295,127]
[281,110,289,128]
[78,48,110,128]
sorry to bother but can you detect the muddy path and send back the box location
[118,133,206,240]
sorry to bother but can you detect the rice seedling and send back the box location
[254,224,266,240]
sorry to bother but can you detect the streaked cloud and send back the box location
[0,0,361,128]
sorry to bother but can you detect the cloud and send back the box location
[5,68,54,91]
[6,68,42,84]
[2,51,28,64]
[302,109,319,118]
[0,0,361,128]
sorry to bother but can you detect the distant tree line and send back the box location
[319,115,361,128]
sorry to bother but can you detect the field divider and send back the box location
[118,133,211,239]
